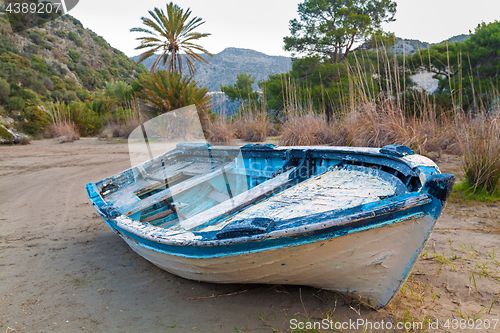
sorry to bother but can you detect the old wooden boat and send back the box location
[86,139,454,308]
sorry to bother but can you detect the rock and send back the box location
[0,124,30,145]
[0,124,15,143]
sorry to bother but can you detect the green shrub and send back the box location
[28,30,44,45]
[68,50,81,63]
[92,34,109,48]
[64,78,80,91]
[0,61,18,80]
[76,90,90,101]
[21,89,40,107]
[51,89,66,102]
[0,78,9,103]
[62,91,79,104]
[7,96,25,111]
[25,44,40,55]
[68,101,102,136]
[67,31,78,41]
[0,36,18,55]
[67,31,84,47]
[54,30,66,38]
[31,55,48,75]
[50,76,66,90]
[0,52,31,70]
[20,106,50,136]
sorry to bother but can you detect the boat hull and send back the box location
[118,211,434,308]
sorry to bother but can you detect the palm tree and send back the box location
[130,2,213,75]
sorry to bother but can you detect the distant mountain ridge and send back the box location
[131,48,292,92]
[391,34,471,54]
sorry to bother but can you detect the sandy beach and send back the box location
[1,139,499,332]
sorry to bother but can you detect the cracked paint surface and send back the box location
[225,169,395,224]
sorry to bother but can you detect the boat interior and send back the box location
[95,145,424,233]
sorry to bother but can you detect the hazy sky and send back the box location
[69,0,500,57]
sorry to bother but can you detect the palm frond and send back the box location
[131,2,212,75]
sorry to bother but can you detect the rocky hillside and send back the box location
[0,4,148,141]
[132,48,292,91]
[390,34,471,55]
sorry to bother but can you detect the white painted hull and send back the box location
[120,213,434,308]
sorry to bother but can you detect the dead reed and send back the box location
[108,117,144,138]
[279,113,334,146]
[458,115,500,194]
[233,112,275,143]
[206,117,235,144]
[45,103,80,143]
[48,122,80,142]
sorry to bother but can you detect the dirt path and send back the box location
[0,140,499,332]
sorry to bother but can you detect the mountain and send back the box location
[390,34,471,55]
[131,48,292,91]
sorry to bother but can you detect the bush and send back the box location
[69,102,103,136]
[67,31,78,42]
[62,91,79,104]
[48,121,80,142]
[54,30,66,38]
[0,78,9,103]
[7,96,25,111]
[459,117,500,195]
[68,50,81,63]
[50,76,66,90]
[43,77,54,91]
[20,106,50,136]
[21,89,39,107]
[30,55,48,75]
[234,114,275,142]
[279,113,334,146]
[207,118,235,144]
[0,52,31,70]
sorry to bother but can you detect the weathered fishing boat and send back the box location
[85,108,454,309]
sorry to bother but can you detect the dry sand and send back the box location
[1,139,499,332]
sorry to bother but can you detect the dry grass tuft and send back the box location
[206,118,235,144]
[280,113,334,146]
[234,114,275,142]
[458,115,500,194]
[333,99,460,155]
[48,121,80,143]
[108,117,143,139]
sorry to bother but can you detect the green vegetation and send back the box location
[284,0,397,62]
[221,73,260,112]
[450,181,500,203]
[130,2,213,74]
[135,70,211,116]
[410,21,500,113]
[68,50,81,63]
[0,12,148,140]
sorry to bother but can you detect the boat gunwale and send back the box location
[112,191,432,248]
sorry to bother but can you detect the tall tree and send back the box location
[284,0,397,63]
[221,73,260,112]
[409,21,500,112]
[131,2,213,75]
